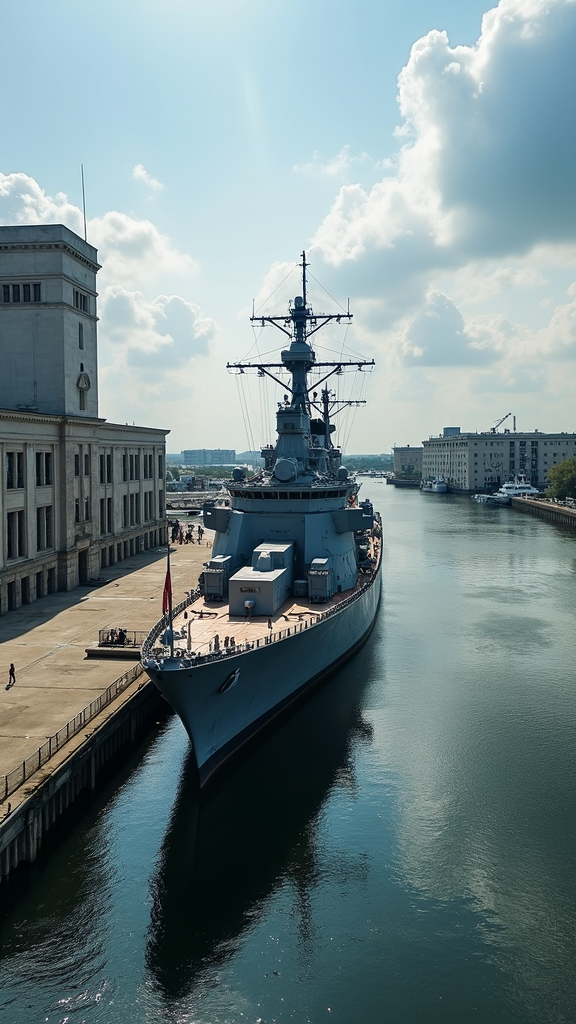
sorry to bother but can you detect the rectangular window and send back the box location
[79,390,86,411]
[123,494,128,527]
[17,510,25,556]
[100,498,106,533]
[23,283,31,302]
[74,289,88,312]
[79,323,84,349]
[36,506,53,551]
[135,455,140,479]
[85,497,90,520]
[158,454,163,479]
[75,498,80,523]
[36,452,43,485]
[12,284,20,302]
[6,452,14,489]
[130,493,135,525]
[106,453,112,483]
[2,285,9,303]
[122,453,128,481]
[45,452,52,485]
[107,496,113,533]
[135,493,140,523]
[99,454,105,484]
[33,282,41,302]
[84,453,90,475]
[7,512,16,559]
[74,453,80,476]
[45,506,53,548]
[7,452,24,489]
[129,454,134,480]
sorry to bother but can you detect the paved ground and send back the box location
[0,537,212,780]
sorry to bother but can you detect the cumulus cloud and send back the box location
[301,0,576,440]
[99,287,215,368]
[0,171,85,234]
[314,0,576,273]
[133,163,164,193]
[402,292,496,365]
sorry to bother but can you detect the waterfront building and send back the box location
[181,449,235,466]
[0,224,168,614]
[393,445,423,478]
[422,426,576,493]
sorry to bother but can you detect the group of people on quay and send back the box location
[103,627,128,646]
[168,519,206,545]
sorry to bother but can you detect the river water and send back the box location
[1,485,575,1024]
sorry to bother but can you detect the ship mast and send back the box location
[227,251,374,417]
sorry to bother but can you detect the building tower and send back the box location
[0,224,100,417]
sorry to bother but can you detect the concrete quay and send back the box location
[511,497,576,529]
[0,536,211,880]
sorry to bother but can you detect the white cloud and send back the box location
[402,292,497,366]
[132,163,164,194]
[293,145,379,180]
[314,0,576,276]
[0,171,84,234]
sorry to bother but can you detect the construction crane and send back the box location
[490,412,512,433]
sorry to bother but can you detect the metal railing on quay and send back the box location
[1,663,144,803]
[98,628,148,648]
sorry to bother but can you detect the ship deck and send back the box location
[146,527,382,664]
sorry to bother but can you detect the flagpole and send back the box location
[166,530,174,658]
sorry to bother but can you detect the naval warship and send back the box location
[141,253,382,787]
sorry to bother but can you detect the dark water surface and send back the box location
[1,486,575,1024]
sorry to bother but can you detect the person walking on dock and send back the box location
[6,663,16,689]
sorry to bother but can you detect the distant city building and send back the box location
[181,449,235,466]
[236,450,264,466]
[0,224,168,614]
[422,427,576,492]
[393,445,423,477]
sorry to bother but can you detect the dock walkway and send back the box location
[0,539,211,787]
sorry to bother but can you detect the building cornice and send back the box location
[0,241,101,273]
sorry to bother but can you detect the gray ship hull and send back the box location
[146,566,381,787]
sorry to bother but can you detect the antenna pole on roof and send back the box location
[81,164,87,241]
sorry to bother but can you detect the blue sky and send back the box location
[1,0,575,453]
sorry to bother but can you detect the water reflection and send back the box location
[146,645,377,1001]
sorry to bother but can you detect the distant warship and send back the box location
[142,253,382,787]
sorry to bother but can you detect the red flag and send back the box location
[162,566,172,616]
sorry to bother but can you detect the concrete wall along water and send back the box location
[0,671,166,883]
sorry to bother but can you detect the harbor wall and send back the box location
[510,498,576,529]
[0,677,167,884]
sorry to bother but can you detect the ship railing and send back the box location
[142,523,382,671]
[1,662,144,803]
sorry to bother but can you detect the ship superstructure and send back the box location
[142,253,382,786]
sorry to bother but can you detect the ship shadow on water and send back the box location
[145,640,379,1001]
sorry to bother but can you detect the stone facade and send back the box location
[422,428,576,493]
[0,224,168,614]
[393,445,423,477]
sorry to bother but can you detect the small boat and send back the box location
[421,477,447,493]
[490,476,541,505]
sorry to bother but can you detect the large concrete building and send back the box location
[393,445,423,478]
[0,224,168,614]
[422,427,576,493]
